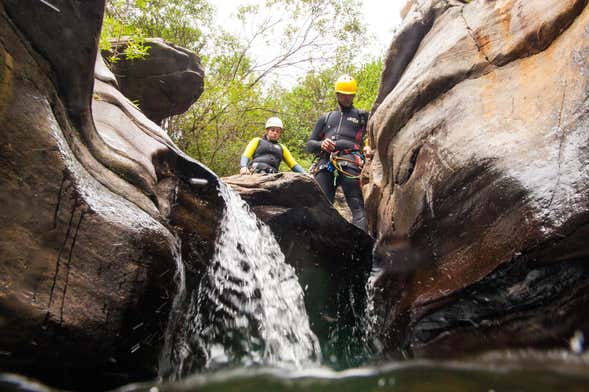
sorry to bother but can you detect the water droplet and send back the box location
[570,330,584,354]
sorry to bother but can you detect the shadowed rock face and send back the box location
[366,0,589,358]
[105,38,205,125]
[0,1,220,389]
[224,173,374,368]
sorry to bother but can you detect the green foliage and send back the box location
[350,58,383,111]
[273,58,383,170]
[100,4,150,62]
[101,0,383,176]
[100,0,212,57]
[168,50,274,176]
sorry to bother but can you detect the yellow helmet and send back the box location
[335,74,357,95]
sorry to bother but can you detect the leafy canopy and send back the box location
[101,0,384,176]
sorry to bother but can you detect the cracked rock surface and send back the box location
[365,0,589,358]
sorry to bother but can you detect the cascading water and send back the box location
[164,182,320,378]
[363,268,385,356]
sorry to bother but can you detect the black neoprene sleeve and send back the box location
[306,115,326,154]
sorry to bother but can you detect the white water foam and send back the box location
[171,182,321,375]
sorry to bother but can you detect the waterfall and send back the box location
[164,182,320,378]
[363,268,384,356]
[157,238,187,377]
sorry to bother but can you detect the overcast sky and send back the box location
[214,0,405,85]
[360,0,404,53]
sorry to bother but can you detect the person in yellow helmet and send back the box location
[240,117,305,175]
[306,75,371,231]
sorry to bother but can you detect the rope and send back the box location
[330,154,363,179]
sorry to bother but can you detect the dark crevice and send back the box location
[396,144,423,186]
[460,6,490,63]
[546,87,569,213]
[393,122,446,186]
[44,193,77,325]
[59,208,85,325]
[52,170,68,229]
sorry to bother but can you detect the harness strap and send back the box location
[330,151,364,179]
[251,162,278,174]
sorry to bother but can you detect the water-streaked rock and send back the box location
[366,0,589,358]
[0,1,220,389]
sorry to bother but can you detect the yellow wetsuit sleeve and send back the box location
[280,144,298,169]
[242,137,261,159]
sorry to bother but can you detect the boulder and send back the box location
[105,38,205,124]
[224,173,374,367]
[366,0,589,358]
[0,1,220,389]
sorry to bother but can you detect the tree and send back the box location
[159,0,370,176]
[101,0,213,57]
[227,0,366,86]
[101,0,377,176]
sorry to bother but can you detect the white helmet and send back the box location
[265,117,283,129]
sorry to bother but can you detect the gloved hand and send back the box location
[363,145,373,158]
[240,167,251,175]
[321,138,336,152]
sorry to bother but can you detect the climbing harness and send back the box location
[330,151,364,179]
[251,161,278,174]
[310,152,364,178]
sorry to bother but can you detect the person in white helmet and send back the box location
[240,117,305,175]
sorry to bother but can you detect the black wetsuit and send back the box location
[250,137,284,173]
[241,135,305,174]
[306,106,368,231]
